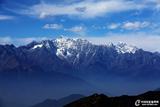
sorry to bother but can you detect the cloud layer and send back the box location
[108,21,151,30]
[21,0,146,19]
[43,24,63,30]
[0,15,14,20]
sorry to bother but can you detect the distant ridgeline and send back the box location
[64,91,160,107]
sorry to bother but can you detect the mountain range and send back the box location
[1,37,160,78]
[0,37,160,106]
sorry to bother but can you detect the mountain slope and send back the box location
[32,99,58,107]
[64,91,160,107]
[31,94,84,107]
[0,71,92,106]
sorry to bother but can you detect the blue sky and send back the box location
[0,0,160,51]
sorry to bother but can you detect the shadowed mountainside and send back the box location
[31,94,84,107]
[64,91,160,107]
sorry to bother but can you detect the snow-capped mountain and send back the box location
[0,37,160,79]
[29,37,138,60]
[1,37,160,106]
[115,42,138,54]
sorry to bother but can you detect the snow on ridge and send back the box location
[115,42,138,54]
[54,37,91,58]
[32,44,43,49]
[30,37,138,54]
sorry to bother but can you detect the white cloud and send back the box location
[144,0,160,10]
[122,21,150,30]
[108,23,120,29]
[0,15,14,20]
[21,0,146,19]
[108,21,150,30]
[66,26,85,33]
[43,24,63,30]
[156,1,160,10]
[64,25,86,36]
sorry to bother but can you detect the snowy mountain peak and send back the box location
[115,42,138,54]
[29,40,55,50]
[54,37,90,46]
[29,37,138,55]
[55,37,75,49]
[54,37,90,58]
